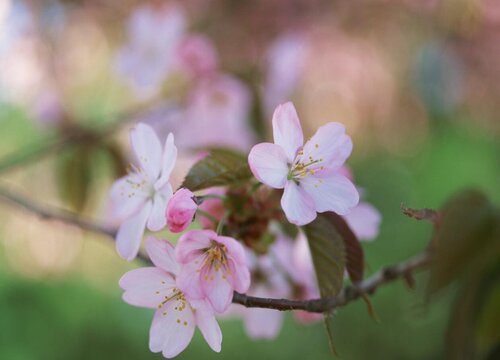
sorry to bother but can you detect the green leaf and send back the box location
[327,213,365,284]
[303,213,346,298]
[181,148,252,191]
[429,189,500,294]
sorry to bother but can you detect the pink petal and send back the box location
[144,237,180,275]
[300,174,359,215]
[130,123,163,181]
[200,265,233,313]
[272,102,304,162]
[248,143,288,189]
[216,236,247,266]
[228,259,251,293]
[116,201,152,261]
[301,122,352,171]
[108,176,148,222]
[146,185,173,231]
[155,132,177,190]
[149,301,195,358]
[281,181,316,226]
[119,267,176,308]
[343,202,381,241]
[176,261,204,300]
[242,285,284,339]
[175,229,214,263]
[192,300,222,352]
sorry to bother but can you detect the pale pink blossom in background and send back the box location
[31,87,64,126]
[115,4,186,98]
[198,187,226,229]
[175,75,254,151]
[165,188,197,233]
[174,34,218,79]
[175,229,250,313]
[263,33,306,113]
[236,247,291,339]
[108,123,177,261]
[344,202,381,242]
[119,237,222,358]
[248,102,359,225]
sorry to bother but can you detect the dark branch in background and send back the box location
[0,99,173,174]
[0,185,432,313]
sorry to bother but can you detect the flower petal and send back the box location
[149,301,195,358]
[116,201,152,261]
[175,229,214,263]
[343,202,381,241]
[147,184,173,231]
[248,143,288,189]
[200,265,233,313]
[155,132,178,190]
[301,174,359,215]
[281,181,316,226]
[216,236,247,265]
[272,102,304,162]
[301,122,352,171]
[242,285,284,339]
[108,175,148,222]
[228,259,251,294]
[176,261,204,299]
[119,267,176,308]
[130,123,163,181]
[192,300,222,352]
[144,237,180,275]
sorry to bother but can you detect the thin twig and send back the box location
[0,185,432,313]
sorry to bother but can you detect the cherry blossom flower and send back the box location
[248,102,359,225]
[115,4,186,97]
[175,229,251,313]
[108,123,177,261]
[344,202,382,242]
[198,188,225,229]
[174,34,218,78]
[166,188,197,233]
[119,237,222,358]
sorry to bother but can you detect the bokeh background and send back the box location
[0,0,499,359]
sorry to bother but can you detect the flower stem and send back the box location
[196,209,218,224]
[216,211,230,235]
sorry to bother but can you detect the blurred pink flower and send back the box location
[174,34,218,78]
[108,123,177,261]
[119,237,222,358]
[31,88,64,126]
[175,229,250,313]
[198,188,226,229]
[115,4,186,97]
[263,33,306,113]
[175,75,254,151]
[166,188,197,233]
[344,202,382,242]
[248,102,359,225]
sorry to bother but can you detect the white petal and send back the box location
[343,202,381,241]
[144,237,180,275]
[155,133,178,190]
[116,201,152,261]
[248,143,288,189]
[149,301,195,358]
[301,174,359,215]
[130,123,163,181]
[147,184,173,231]
[193,300,222,352]
[301,122,352,170]
[108,175,148,222]
[281,181,316,226]
[119,267,176,308]
[272,102,304,162]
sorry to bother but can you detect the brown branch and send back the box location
[0,185,432,313]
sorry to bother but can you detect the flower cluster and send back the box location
[110,98,381,357]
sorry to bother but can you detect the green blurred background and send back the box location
[0,0,499,359]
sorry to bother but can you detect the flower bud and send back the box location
[166,188,197,233]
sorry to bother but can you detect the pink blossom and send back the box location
[174,35,218,78]
[115,4,186,98]
[119,237,222,358]
[175,75,254,151]
[108,123,177,261]
[166,188,197,233]
[248,102,359,225]
[175,230,251,313]
[344,202,382,242]
[198,188,225,229]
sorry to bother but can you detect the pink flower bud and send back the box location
[166,188,197,233]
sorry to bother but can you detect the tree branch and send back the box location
[0,185,432,313]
